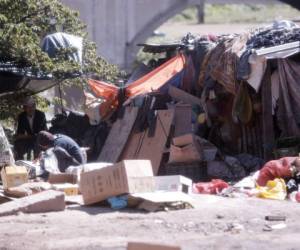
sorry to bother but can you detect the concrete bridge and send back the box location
[61,0,294,70]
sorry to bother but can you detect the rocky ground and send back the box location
[0,194,299,250]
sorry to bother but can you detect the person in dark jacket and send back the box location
[14,97,47,160]
[37,131,85,172]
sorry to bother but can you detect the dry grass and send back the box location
[170,4,300,24]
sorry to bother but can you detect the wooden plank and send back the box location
[173,104,192,137]
[121,110,175,175]
[120,131,145,160]
[261,65,275,160]
[168,86,202,106]
[98,107,139,163]
[136,110,175,175]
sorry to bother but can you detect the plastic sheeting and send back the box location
[0,123,14,167]
[88,79,119,100]
[125,54,186,97]
[88,54,186,101]
[42,32,83,63]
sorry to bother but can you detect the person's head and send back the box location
[23,97,36,116]
[37,131,55,150]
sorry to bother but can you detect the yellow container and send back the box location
[52,183,79,196]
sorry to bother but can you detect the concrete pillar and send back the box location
[197,0,205,24]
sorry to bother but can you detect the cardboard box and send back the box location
[1,166,28,189]
[169,143,202,163]
[129,191,195,212]
[172,133,195,146]
[48,173,77,184]
[80,160,155,205]
[171,134,218,162]
[128,242,181,250]
[130,191,194,204]
[154,175,192,194]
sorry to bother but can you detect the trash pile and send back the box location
[1,20,300,217]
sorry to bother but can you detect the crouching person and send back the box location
[37,131,85,172]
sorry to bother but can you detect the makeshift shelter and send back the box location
[251,42,300,160]
[197,21,300,161]
[0,32,83,97]
[88,23,300,167]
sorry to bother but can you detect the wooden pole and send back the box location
[261,63,275,160]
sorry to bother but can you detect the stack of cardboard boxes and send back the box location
[80,159,194,209]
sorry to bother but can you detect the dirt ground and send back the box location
[0,194,299,250]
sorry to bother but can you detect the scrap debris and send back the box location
[1,20,300,218]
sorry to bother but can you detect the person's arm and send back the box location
[71,146,85,164]
[15,114,31,139]
[16,114,24,135]
[41,112,47,131]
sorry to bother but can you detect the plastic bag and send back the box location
[40,148,60,174]
[107,196,128,209]
[256,178,287,200]
[257,157,295,186]
[289,191,300,203]
[0,124,14,167]
[193,179,229,194]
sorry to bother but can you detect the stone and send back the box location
[0,190,65,217]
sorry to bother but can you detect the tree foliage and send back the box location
[0,0,120,121]
[0,0,119,79]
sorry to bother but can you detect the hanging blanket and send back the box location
[277,59,300,136]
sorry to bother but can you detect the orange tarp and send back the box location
[126,54,186,97]
[88,53,186,102]
[88,79,119,101]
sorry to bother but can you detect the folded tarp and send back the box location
[42,32,83,64]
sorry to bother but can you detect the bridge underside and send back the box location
[61,0,300,70]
